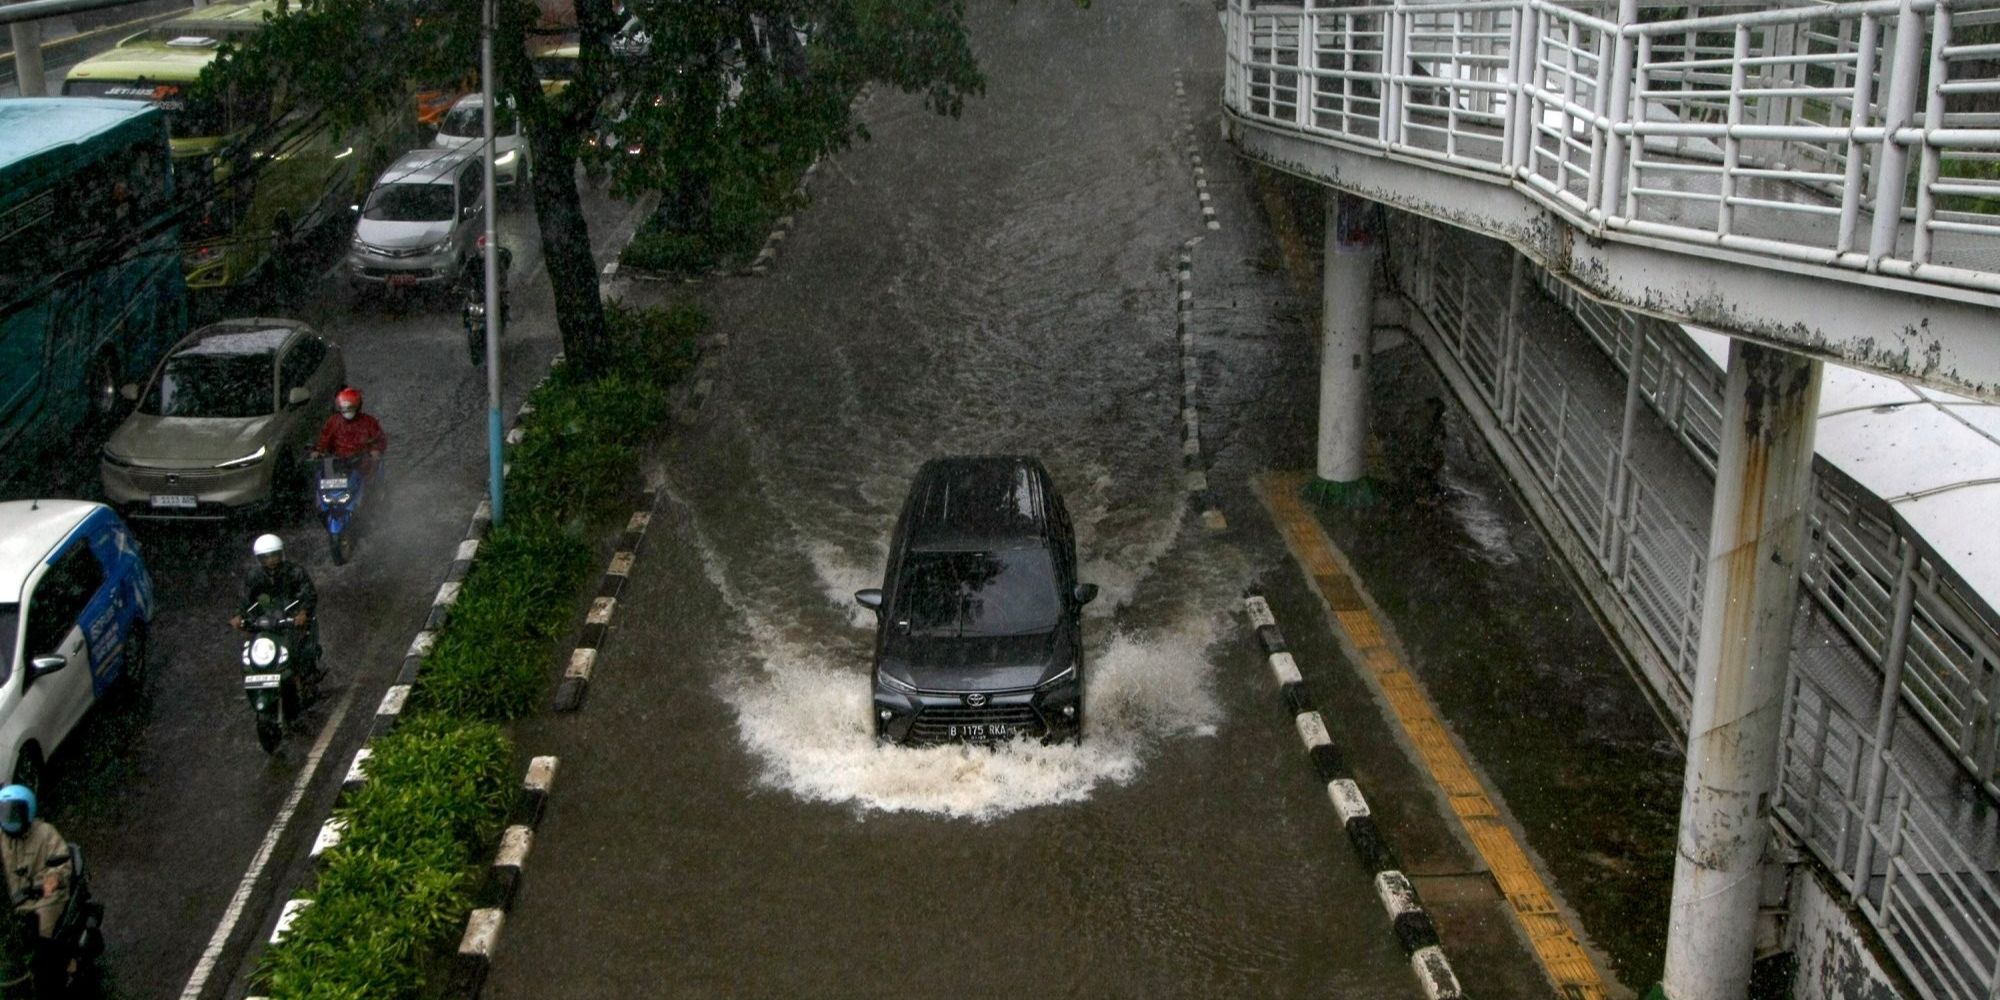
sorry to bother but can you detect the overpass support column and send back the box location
[7,17,46,97]
[1311,193,1378,505]
[1661,341,1822,1000]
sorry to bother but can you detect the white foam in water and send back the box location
[726,618,1224,821]
[1443,472,1521,566]
[805,537,885,630]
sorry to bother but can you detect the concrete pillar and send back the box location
[8,17,46,97]
[1661,340,1822,1000]
[1311,193,1378,504]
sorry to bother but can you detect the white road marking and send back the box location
[178,683,358,1000]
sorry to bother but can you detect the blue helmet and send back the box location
[0,784,34,835]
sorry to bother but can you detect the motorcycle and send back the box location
[0,845,105,998]
[237,598,321,754]
[311,455,379,565]
[459,244,512,366]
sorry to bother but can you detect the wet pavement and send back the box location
[0,173,638,997]
[485,1,1556,998]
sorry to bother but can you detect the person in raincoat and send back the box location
[0,784,71,995]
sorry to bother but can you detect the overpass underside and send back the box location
[1219,1,2000,998]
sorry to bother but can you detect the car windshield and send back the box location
[440,102,515,137]
[142,353,273,418]
[895,548,1062,637]
[363,182,454,222]
[0,604,15,686]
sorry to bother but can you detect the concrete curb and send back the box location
[1173,70,1221,232]
[1242,592,1468,1000]
[550,498,657,712]
[446,755,560,998]
[1172,70,1227,533]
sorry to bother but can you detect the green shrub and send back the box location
[255,719,511,999]
[413,517,593,721]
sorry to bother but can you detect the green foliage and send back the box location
[257,306,703,997]
[254,719,511,999]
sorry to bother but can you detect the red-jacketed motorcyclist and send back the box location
[311,387,388,475]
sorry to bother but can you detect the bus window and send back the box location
[61,79,228,139]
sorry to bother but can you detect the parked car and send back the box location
[432,93,527,190]
[345,147,484,291]
[856,456,1097,745]
[0,499,154,790]
[99,319,345,519]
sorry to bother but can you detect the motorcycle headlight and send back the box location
[876,669,917,694]
[249,636,279,667]
[329,491,352,504]
[1036,664,1077,690]
[215,444,268,469]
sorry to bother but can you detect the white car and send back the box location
[433,93,528,190]
[0,500,154,791]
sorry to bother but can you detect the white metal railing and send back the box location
[1392,211,2000,1000]
[1228,0,2000,295]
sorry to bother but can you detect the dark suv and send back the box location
[857,456,1097,745]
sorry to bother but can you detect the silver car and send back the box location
[99,320,345,520]
[346,147,484,290]
[433,94,527,189]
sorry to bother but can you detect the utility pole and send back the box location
[482,0,504,526]
[7,4,46,97]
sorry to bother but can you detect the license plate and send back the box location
[386,274,418,288]
[319,477,349,489]
[150,494,198,509]
[243,673,282,689]
[948,724,1012,740]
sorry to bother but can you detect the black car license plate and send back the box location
[949,723,1012,740]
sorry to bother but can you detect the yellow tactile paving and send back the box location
[1259,471,1613,1000]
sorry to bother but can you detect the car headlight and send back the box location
[430,237,455,257]
[494,149,518,167]
[1036,664,1077,690]
[876,669,917,694]
[249,636,278,667]
[215,444,268,469]
[101,447,135,468]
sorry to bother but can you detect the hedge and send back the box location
[252,301,705,998]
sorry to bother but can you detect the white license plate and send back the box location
[949,724,1012,739]
[319,477,349,489]
[243,673,282,689]
[150,494,198,509]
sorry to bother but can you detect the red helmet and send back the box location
[335,387,362,412]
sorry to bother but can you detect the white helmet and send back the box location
[253,534,284,557]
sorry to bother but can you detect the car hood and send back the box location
[355,219,454,249]
[881,628,1066,692]
[109,414,276,466]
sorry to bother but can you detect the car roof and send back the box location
[0,501,101,600]
[174,319,304,358]
[377,147,474,185]
[904,456,1053,551]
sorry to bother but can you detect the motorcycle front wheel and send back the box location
[328,529,351,565]
[255,717,283,754]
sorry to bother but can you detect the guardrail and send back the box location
[1226,0,2000,295]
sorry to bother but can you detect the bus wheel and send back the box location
[85,351,120,427]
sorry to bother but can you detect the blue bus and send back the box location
[0,98,186,483]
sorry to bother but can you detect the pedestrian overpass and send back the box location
[1217,2,2000,998]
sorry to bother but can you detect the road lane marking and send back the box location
[178,683,358,1000]
[1258,470,1611,1000]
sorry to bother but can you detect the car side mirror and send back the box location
[1073,583,1099,606]
[288,386,312,406]
[854,589,883,611]
[27,655,64,685]
[119,383,139,402]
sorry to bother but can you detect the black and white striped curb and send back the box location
[1172,71,1226,534]
[551,494,658,712]
[1242,592,1467,1000]
[1173,70,1219,232]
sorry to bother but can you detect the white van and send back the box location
[0,501,155,790]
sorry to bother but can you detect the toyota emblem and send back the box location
[965,693,988,708]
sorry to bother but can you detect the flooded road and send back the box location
[484,0,1441,996]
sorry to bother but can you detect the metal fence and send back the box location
[1229,0,2000,294]
[1387,210,2000,1000]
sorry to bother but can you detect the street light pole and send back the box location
[481,0,504,526]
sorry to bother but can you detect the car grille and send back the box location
[908,704,1043,743]
[360,242,431,259]
[124,466,233,491]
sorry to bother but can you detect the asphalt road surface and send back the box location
[1,171,640,998]
[479,1,1553,997]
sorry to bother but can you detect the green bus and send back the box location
[0,98,185,476]
[60,0,404,289]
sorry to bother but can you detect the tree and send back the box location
[212,0,986,375]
